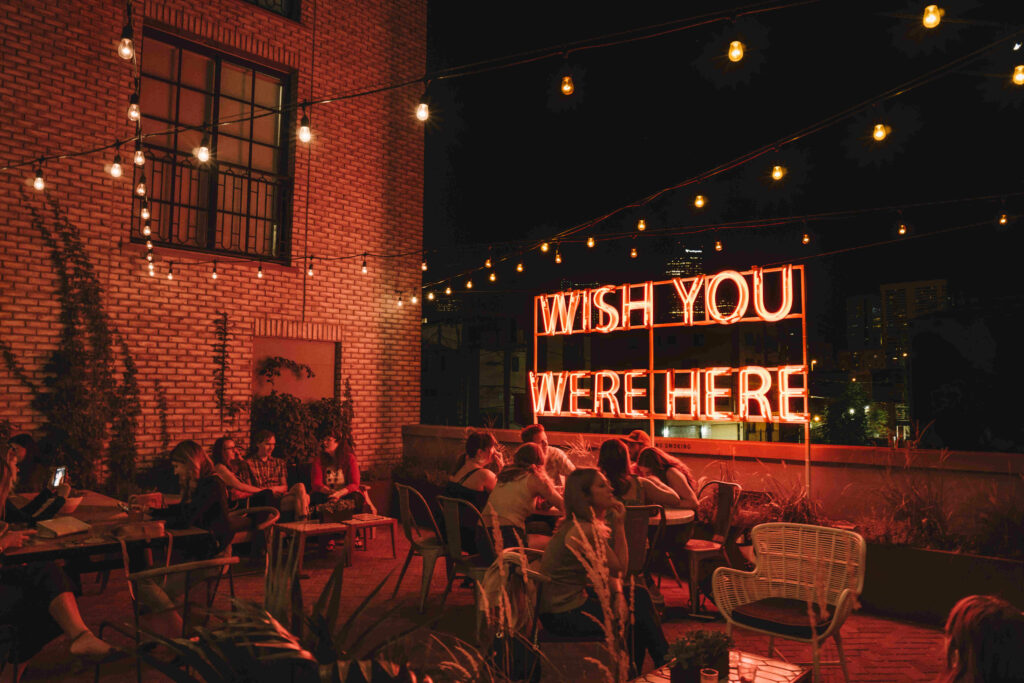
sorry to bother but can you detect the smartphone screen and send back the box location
[51,466,66,488]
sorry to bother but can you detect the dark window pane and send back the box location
[220,63,252,101]
[251,143,277,172]
[142,40,177,80]
[217,135,250,167]
[180,51,214,91]
[178,87,212,128]
[253,74,281,109]
[252,112,279,146]
[140,77,176,119]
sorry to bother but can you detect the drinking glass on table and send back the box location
[738,660,759,683]
[699,669,718,683]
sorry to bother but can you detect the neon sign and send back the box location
[530,265,809,424]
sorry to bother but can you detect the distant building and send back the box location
[846,294,882,351]
[881,280,948,357]
[665,246,705,318]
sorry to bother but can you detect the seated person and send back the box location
[4,433,67,524]
[308,428,364,511]
[940,594,1024,683]
[478,443,563,565]
[239,430,307,520]
[521,424,575,487]
[622,429,652,464]
[598,439,679,508]
[210,435,265,507]
[443,430,499,553]
[538,468,667,673]
[636,447,698,510]
[1,454,114,667]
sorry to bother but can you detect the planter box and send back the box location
[861,543,1024,625]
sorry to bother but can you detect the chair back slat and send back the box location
[751,522,866,605]
[395,483,444,543]
[698,480,741,544]
[623,504,664,577]
[436,495,492,559]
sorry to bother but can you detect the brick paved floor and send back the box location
[14,529,946,682]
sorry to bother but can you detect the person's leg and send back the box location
[538,597,606,637]
[625,583,668,669]
[46,592,114,658]
[280,483,309,521]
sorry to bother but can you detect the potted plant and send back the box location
[667,630,732,683]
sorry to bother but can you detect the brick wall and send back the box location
[0,0,425,469]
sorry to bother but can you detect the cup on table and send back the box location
[699,669,718,683]
[128,500,147,521]
[738,660,759,683]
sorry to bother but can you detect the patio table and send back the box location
[272,520,352,576]
[344,513,397,558]
[630,649,809,682]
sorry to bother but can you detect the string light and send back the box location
[1013,65,1024,86]
[427,291,435,301]
[630,246,638,258]
[416,83,430,121]
[196,134,211,163]
[140,201,150,221]
[637,219,646,232]
[127,91,141,123]
[257,263,264,278]
[298,106,312,143]
[148,265,155,277]
[135,173,146,196]
[109,144,123,178]
[361,253,368,274]
[142,220,151,236]
[873,123,889,141]
[444,285,452,295]
[516,262,523,272]
[145,251,153,262]
[587,236,595,248]
[694,194,706,208]
[560,74,575,96]
[998,213,1008,225]
[898,222,908,235]
[485,257,492,268]
[411,294,418,304]
[211,261,218,279]
[133,138,145,166]
[397,294,404,307]
[145,239,152,249]
[728,40,745,62]
[540,242,549,252]
[117,21,134,60]
[489,271,496,281]
[922,4,943,29]
[33,164,44,191]
[167,262,174,280]
[421,260,427,271]
[715,239,723,252]
[554,248,562,264]
[771,164,786,181]
[466,279,473,289]
[802,233,811,244]
[307,256,314,277]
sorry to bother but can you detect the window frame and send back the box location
[133,28,295,264]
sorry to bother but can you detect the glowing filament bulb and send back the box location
[212,262,218,279]
[127,91,141,123]
[444,285,452,295]
[999,213,1008,225]
[516,262,523,272]
[560,75,575,96]
[145,240,152,249]
[196,138,211,163]
[694,194,706,208]
[802,233,810,244]
[489,271,496,282]
[587,236,595,248]
[148,268,154,277]
[1013,65,1024,85]
[872,123,889,141]
[141,203,151,221]
[167,263,173,280]
[421,260,427,271]
[466,279,473,289]
[110,150,123,178]
[637,219,646,232]
[135,175,146,196]
[146,251,153,262]
[411,294,418,304]
[630,247,638,259]
[134,146,145,166]
[415,102,429,122]
[397,296,403,307]
[922,5,942,28]
[33,167,44,191]
[427,292,435,301]
[540,242,549,252]
[554,250,562,264]
[361,254,368,274]
[117,26,134,60]
[771,165,786,180]
[307,258,314,277]
[142,221,151,236]
[715,240,723,252]
[257,264,264,278]
[485,257,492,268]
[298,112,311,143]
[898,223,907,235]
[728,40,745,62]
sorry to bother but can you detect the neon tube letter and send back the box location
[671,276,704,326]
[706,270,750,325]
[703,367,734,420]
[593,370,622,416]
[751,266,794,322]
[737,366,773,420]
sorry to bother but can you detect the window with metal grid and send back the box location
[241,0,300,21]
[134,31,293,262]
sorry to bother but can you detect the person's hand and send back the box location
[0,529,36,551]
[271,484,287,495]
[605,501,626,528]
[56,483,71,498]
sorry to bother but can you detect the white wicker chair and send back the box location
[711,522,866,682]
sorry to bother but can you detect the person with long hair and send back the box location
[538,468,668,673]
[1,442,115,668]
[210,435,265,506]
[443,430,499,553]
[521,424,574,486]
[597,439,679,508]
[635,446,698,510]
[304,427,364,513]
[3,433,67,523]
[477,442,563,565]
[940,594,1024,682]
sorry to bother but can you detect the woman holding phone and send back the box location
[3,434,68,524]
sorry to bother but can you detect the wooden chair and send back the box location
[392,483,448,613]
[623,504,666,580]
[712,522,866,682]
[436,495,495,641]
[684,480,741,614]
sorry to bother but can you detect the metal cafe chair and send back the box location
[436,495,495,642]
[684,480,741,615]
[392,483,449,613]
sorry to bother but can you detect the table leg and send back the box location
[389,521,396,558]
[297,531,309,579]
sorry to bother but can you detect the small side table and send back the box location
[272,521,352,575]
[344,514,397,559]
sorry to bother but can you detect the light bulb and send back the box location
[361,255,368,274]
[637,219,646,232]
[516,262,523,272]
[257,264,263,278]
[118,25,134,60]
[560,75,575,96]
[540,242,549,252]
[444,285,452,295]
[728,40,745,62]
[140,204,151,221]
[134,147,145,166]
[555,250,562,264]
[146,251,153,262]
[212,262,218,279]
[802,233,810,244]
[630,247,638,258]
[587,236,595,248]
[485,257,492,268]
[397,297,403,307]
[427,291,435,301]
[135,175,146,196]
[489,271,496,282]
[110,151,123,178]
[307,258,314,277]
[415,102,429,122]
[148,267,155,276]
[715,240,723,252]
[873,123,889,141]
[898,223,907,235]
[145,240,152,249]
[167,264,173,280]
[33,167,44,191]
[922,4,942,29]
[1013,65,1024,85]
[999,213,1008,225]
[771,165,786,181]
[142,221,151,236]
[411,294,418,304]
[694,194,706,208]
[127,92,141,122]
[421,260,427,271]
[298,112,311,143]
[196,138,211,163]
[466,279,473,289]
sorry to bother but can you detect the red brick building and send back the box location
[0,0,426,470]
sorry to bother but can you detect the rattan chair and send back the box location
[392,483,449,612]
[712,522,866,682]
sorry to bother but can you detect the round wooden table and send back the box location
[654,508,695,526]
